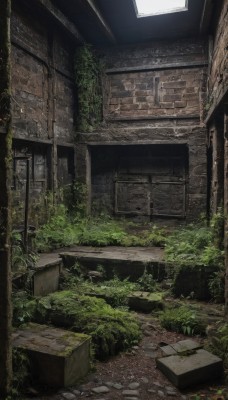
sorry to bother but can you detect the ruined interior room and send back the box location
[0,0,227,399]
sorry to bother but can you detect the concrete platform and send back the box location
[60,246,165,281]
[13,323,91,388]
[156,340,223,389]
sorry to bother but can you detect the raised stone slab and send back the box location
[60,246,165,281]
[13,323,91,387]
[156,340,223,389]
[33,254,62,296]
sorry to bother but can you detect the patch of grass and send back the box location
[165,213,224,268]
[35,202,166,252]
[63,275,140,308]
[159,305,206,336]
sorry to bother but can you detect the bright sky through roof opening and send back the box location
[135,0,187,16]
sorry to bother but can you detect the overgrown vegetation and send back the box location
[165,212,224,268]
[61,274,139,308]
[160,305,206,336]
[34,195,166,251]
[164,211,225,301]
[206,322,228,372]
[74,45,103,132]
[61,266,160,308]
[9,349,30,399]
[12,290,141,360]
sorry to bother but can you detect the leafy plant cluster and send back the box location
[75,45,103,132]
[35,200,166,252]
[206,322,228,371]
[159,305,206,336]
[61,274,138,308]
[61,267,160,309]
[165,216,224,268]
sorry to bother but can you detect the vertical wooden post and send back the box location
[0,0,12,397]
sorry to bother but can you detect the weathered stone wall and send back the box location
[207,0,228,115]
[11,6,75,143]
[106,68,203,119]
[77,38,208,221]
[11,3,76,199]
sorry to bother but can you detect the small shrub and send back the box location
[206,323,228,371]
[12,291,37,326]
[165,215,224,268]
[138,267,158,292]
[11,349,30,399]
[159,306,206,336]
[208,270,225,303]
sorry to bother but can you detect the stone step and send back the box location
[13,323,91,388]
[60,246,166,281]
[156,339,223,389]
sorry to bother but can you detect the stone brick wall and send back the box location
[11,3,76,200]
[106,68,203,119]
[76,38,208,221]
[11,6,76,143]
[207,0,228,114]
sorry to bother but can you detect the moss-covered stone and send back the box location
[35,291,141,360]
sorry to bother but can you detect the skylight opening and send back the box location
[134,0,188,17]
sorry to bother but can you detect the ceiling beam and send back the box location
[35,0,84,43]
[84,0,116,44]
[200,0,213,34]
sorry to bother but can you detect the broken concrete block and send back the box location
[33,255,62,296]
[13,323,91,387]
[156,348,223,388]
[160,339,202,356]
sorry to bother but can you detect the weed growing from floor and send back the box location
[159,305,206,336]
[165,222,224,267]
[35,199,166,252]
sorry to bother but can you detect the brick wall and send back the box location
[11,3,76,202]
[207,0,228,113]
[11,6,76,143]
[76,38,208,221]
[107,68,203,119]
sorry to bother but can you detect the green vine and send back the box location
[74,45,103,132]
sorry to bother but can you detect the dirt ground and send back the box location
[26,311,228,400]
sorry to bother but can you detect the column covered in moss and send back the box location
[0,0,12,397]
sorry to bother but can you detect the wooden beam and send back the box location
[35,0,84,43]
[200,0,213,33]
[84,0,116,44]
[106,60,208,74]
[106,115,200,122]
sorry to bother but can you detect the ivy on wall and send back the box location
[74,45,103,132]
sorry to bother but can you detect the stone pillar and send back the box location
[0,0,12,396]
[75,143,91,214]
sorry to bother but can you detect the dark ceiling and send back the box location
[96,0,205,43]
[53,0,211,45]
